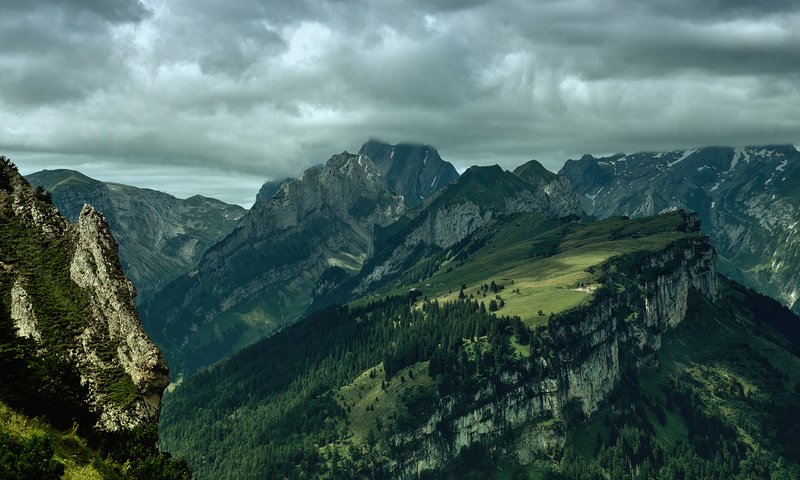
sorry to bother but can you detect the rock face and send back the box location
[359,140,459,207]
[144,152,405,374]
[513,159,582,217]
[389,230,719,478]
[71,205,169,430]
[1,157,168,431]
[10,279,41,342]
[255,177,292,203]
[26,169,245,302]
[559,145,800,314]
[353,164,582,296]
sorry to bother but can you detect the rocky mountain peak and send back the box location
[252,151,403,232]
[459,164,504,181]
[358,139,458,207]
[145,150,407,374]
[1,156,169,432]
[71,203,169,430]
[513,159,557,183]
[513,159,582,218]
[255,177,292,203]
[322,152,385,196]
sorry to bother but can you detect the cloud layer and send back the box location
[2,0,799,206]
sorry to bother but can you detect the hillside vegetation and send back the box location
[154,210,798,479]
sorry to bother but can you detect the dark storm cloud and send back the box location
[640,0,800,21]
[3,0,800,206]
[1,0,151,24]
[0,0,150,106]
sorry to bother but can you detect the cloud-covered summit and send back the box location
[2,0,798,206]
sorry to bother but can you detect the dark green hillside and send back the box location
[424,165,530,214]
[161,294,527,479]
[513,159,558,185]
[426,279,800,479]
[154,210,800,480]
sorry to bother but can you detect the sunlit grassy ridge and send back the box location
[357,211,697,326]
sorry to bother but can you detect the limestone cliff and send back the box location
[387,233,719,477]
[144,152,405,374]
[70,205,169,430]
[1,156,168,431]
[358,140,459,207]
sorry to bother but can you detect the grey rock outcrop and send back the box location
[10,279,42,342]
[1,157,169,431]
[513,159,582,218]
[71,205,169,430]
[255,177,291,203]
[144,152,405,374]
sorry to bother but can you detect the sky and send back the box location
[2,0,799,207]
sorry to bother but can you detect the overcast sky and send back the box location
[2,0,799,206]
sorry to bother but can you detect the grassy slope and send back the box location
[335,361,434,445]
[0,402,121,480]
[357,211,694,327]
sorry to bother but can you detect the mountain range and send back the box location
[559,145,800,314]
[142,143,584,375]
[151,142,799,479]
[25,169,245,302]
[6,140,800,479]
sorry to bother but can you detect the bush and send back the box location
[0,432,64,480]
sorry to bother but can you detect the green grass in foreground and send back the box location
[0,401,116,480]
